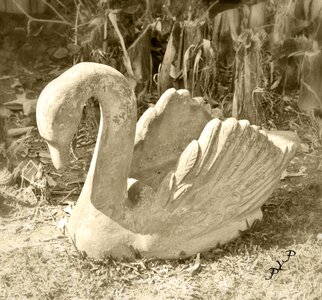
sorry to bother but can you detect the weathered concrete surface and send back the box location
[131,88,211,190]
[37,62,299,259]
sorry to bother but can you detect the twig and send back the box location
[301,80,321,110]
[13,0,73,26]
[58,187,78,204]
[66,179,85,186]
[74,0,80,45]
[0,214,34,222]
[32,206,39,223]
[51,190,79,196]
[145,0,152,18]
[40,0,71,24]
[65,226,87,259]
[108,11,135,79]
[103,15,108,52]
[56,0,67,11]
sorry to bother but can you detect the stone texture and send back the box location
[37,62,299,259]
[131,88,211,190]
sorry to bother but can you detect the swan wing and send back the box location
[130,88,211,190]
[155,118,298,246]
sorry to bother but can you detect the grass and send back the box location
[1,148,322,299]
[1,81,321,299]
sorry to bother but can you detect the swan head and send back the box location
[36,77,84,170]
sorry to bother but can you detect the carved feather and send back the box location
[164,118,298,229]
[174,139,199,185]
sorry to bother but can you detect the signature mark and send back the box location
[265,250,296,280]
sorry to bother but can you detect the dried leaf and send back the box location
[159,22,181,94]
[8,126,34,137]
[3,99,23,111]
[63,204,73,215]
[202,39,212,61]
[192,48,202,96]
[301,80,321,105]
[57,218,67,230]
[318,161,322,171]
[280,169,288,180]
[48,67,68,76]
[169,64,181,80]
[289,166,307,177]
[38,151,51,159]
[300,143,310,153]
[183,45,195,90]
[183,253,201,275]
[67,43,81,55]
[108,12,135,83]
[4,93,36,115]
[45,174,57,187]
[23,99,37,116]
[0,104,12,117]
[53,47,69,59]
[270,77,281,90]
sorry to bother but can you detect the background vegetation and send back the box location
[0,0,322,299]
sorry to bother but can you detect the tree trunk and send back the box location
[299,50,322,136]
[299,50,322,113]
[232,31,264,125]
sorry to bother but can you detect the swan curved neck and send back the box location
[37,63,137,215]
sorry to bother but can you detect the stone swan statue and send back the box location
[36,62,298,259]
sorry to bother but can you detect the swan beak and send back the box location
[47,142,70,170]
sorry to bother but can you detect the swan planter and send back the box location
[36,62,298,259]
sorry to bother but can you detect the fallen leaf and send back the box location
[211,108,224,119]
[0,104,12,117]
[318,161,322,171]
[282,166,308,179]
[270,76,281,90]
[63,204,73,215]
[22,223,33,231]
[57,218,67,230]
[8,126,34,137]
[182,253,201,275]
[48,66,68,76]
[67,43,81,55]
[40,157,51,164]
[38,151,51,158]
[45,174,57,187]
[53,47,69,59]
[280,169,288,180]
[3,99,23,111]
[23,99,37,116]
[300,143,310,153]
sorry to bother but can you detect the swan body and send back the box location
[36,62,298,259]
